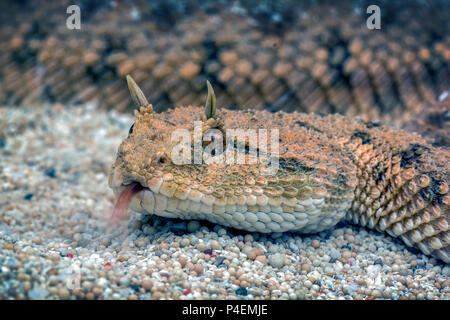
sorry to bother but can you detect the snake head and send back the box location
[108,76,357,234]
[109,76,173,190]
[108,76,231,221]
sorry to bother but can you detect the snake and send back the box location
[109,76,449,263]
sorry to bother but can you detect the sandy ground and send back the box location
[0,104,448,300]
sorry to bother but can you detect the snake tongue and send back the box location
[110,182,143,223]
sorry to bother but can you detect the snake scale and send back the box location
[109,76,449,263]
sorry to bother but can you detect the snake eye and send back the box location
[128,123,135,135]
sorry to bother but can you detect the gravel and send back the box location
[0,104,449,300]
[268,253,285,268]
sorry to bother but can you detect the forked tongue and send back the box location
[109,182,144,226]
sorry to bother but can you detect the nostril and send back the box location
[157,152,169,165]
[158,155,167,164]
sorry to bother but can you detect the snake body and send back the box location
[109,77,449,263]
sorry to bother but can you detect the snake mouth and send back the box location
[110,182,145,222]
[110,178,342,234]
[112,180,193,220]
[111,178,187,221]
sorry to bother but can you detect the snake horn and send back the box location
[126,75,151,110]
[205,80,217,119]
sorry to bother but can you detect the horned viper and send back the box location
[109,76,449,263]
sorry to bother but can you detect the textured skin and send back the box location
[109,97,450,263]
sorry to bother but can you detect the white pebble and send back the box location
[269,253,285,268]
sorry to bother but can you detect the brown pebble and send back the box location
[311,240,320,249]
[301,263,311,272]
[210,240,220,250]
[372,289,381,299]
[85,292,95,300]
[159,243,169,250]
[117,255,128,262]
[142,279,153,291]
[255,255,266,265]
[58,288,70,299]
[247,248,262,260]
[235,268,245,277]
[135,240,146,248]
[197,243,206,252]
[186,262,194,270]
[4,243,14,250]
[194,264,203,275]
[143,268,152,276]
[93,287,103,297]
[48,254,60,262]
[152,292,164,299]
[179,256,187,267]
[408,282,417,289]
[33,237,42,245]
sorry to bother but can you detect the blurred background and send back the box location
[0,0,449,126]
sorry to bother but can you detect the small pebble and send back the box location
[255,255,266,265]
[187,221,201,233]
[246,248,262,260]
[142,279,153,291]
[194,264,204,275]
[210,240,220,250]
[269,253,285,268]
[311,240,320,249]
